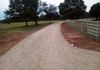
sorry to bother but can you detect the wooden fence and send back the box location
[66,20,100,41]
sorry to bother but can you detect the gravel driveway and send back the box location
[0,22,100,70]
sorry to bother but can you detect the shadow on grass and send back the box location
[0,23,50,32]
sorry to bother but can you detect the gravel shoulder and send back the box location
[0,22,100,70]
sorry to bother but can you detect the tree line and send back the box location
[3,0,100,26]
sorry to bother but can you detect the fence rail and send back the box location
[66,20,100,41]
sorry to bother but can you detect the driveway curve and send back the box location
[0,22,100,70]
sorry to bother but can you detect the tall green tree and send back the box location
[5,0,40,26]
[40,2,57,23]
[59,0,87,19]
[44,4,57,23]
[89,3,100,20]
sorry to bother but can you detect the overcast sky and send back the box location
[0,0,100,20]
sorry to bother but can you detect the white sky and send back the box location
[84,0,100,11]
[42,0,64,6]
[0,0,9,11]
[0,0,100,19]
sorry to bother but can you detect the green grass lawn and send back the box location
[0,20,54,38]
[0,21,52,32]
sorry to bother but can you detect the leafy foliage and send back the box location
[39,2,59,22]
[5,0,40,26]
[59,0,87,19]
[89,3,100,20]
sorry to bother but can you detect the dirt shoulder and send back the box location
[0,32,33,56]
[61,22,100,52]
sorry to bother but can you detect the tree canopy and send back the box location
[39,2,59,22]
[5,0,40,26]
[43,4,58,20]
[59,0,87,19]
[89,3,100,20]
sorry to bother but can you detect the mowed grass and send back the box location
[0,20,54,37]
[0,21,52,32]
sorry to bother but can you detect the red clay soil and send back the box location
[61,22,100,52]
[0,32,32,57]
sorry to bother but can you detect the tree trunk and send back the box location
[49,19,52,24]
[25,17,28,27]
[34,15,38,25]
[49,17,52,24]
[34,19,38,25]
[26,21,28,27]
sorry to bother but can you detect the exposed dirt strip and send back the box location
[61,22,100,52]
